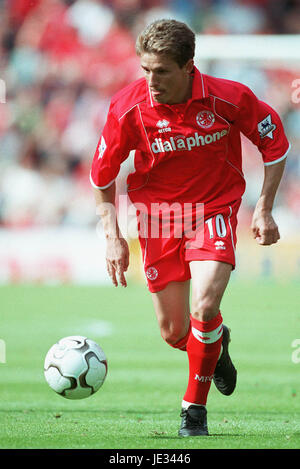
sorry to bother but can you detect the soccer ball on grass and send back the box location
[44,336,107,399]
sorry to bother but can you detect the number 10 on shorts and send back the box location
[205,214,227,239]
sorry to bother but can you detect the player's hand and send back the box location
[251,209,280,245]
[105,237,129,287]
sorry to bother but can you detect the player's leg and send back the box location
[190,260,237,395]
[183,201,240,399]
[179,260,232,436]
[190,260,231,321]
[184,260,231,402]
[151,280,190,350]
[138,212,192,350]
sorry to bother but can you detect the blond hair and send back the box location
[136,19,195,68]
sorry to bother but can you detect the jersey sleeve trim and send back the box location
[263,142,291,166]
[89,170,116,190]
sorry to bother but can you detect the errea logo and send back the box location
[156,119,172,133]
[157,119,169,128]
[215,240,226,250]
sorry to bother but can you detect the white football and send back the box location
[44,336,107,399]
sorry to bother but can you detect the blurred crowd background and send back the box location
[0,0,299,234]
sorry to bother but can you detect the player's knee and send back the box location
[160,324,185,346]
[192,291,221,322]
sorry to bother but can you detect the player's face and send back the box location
[140,53,194,105]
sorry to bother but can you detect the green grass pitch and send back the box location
[0,280,299,449]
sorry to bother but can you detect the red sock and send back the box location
[183,312,223,406]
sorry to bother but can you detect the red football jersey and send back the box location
[90,66,290,216]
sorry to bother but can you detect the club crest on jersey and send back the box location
[258,114,276,139]
[196,110,215,129]
[146,267,158,281]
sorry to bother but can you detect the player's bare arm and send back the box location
[93,184,129,287]
[251,158,286,245]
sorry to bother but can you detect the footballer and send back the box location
[90,20,290,436]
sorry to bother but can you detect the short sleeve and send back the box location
[236,85,290,165]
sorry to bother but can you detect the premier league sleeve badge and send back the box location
[258,114,277,139]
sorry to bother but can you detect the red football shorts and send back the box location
[138,200,241,293]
